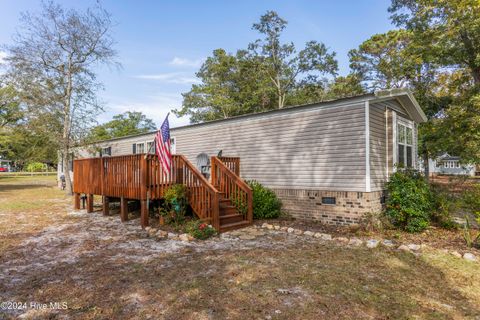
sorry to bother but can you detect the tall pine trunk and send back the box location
[62,67,73,195]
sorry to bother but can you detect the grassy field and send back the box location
[0,177,479,319]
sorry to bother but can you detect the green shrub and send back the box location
[463,216,480,249]
[385,169,432,232]
[185,219,216,240]
[162,184,188,225]
[461,184,480,221]
[246,180,282,219]
[430,185,457,229]
[26,162,45,172]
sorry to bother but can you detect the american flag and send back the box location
[155,114,172,175]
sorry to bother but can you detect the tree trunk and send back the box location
[62,150,73,195]
[63,64,73,195]
[472,66,480,86]
[423,151,430,182]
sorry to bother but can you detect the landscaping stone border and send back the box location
[259,223,478,262]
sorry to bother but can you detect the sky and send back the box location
[0,0,394,128]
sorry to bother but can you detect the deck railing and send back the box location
[211,156,253,224]
[146,154,220,229]
[217,156,240,176]
[73,154,220,230]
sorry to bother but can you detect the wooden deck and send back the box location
[72,154,253,232]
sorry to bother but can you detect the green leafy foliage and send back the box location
[185,220,216,240]
[385,170,432,232]
[461,184,480,220]
[87,111,156,142]
[246,180,282,219]
[25,162,46,172]
[463,216,480,249]
[429,185,458,229]
[161,184,188,225]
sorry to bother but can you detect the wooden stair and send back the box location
[217,193,250,232]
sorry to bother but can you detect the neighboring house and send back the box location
[428,153,477,176]
[63,89,427,225]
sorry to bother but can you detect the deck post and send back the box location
[120,197,128,222]
[74,193,80,210]
[86,194,94,213]
[212,191,220,231]
[140,200,149,228]
[102,196,110,216]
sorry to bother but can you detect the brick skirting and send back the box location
[272,189,385,225]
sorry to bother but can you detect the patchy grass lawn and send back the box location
[0,178,479,319]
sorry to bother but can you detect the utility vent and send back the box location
[321,197,336,205]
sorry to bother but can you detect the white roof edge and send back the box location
[373,89,428,123]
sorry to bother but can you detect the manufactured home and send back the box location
[65,89,427,229]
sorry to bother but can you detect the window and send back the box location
[321,197,336,205]
[397,122,414,168]
[456,161,461,168]
[101,146,111,156]
[147,141,154,154]
[136,143,145,154]
[170,137,176,154]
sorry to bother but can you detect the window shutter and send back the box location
[132,144,136,154]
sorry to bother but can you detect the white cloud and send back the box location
[102,93,190,128]
[134,72,200,85]
[0,51,7,64]
[169,56,203,68]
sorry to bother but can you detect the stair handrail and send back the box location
[174,155,221,230]
[211,156,253,224]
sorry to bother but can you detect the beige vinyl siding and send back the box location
[173,103,366,191]
[369,103,387,191]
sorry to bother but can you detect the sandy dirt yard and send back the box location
[0,176,479,320]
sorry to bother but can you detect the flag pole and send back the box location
[144,112,170,160]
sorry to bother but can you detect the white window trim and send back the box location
[136,142,145,154]
[170,136,176,154]
[146,140,154,154]
[395,116,416,169]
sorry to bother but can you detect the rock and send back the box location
[407,244,421,251]
[463,253,477,261]
[293,229,304,235]
[148,228,157,236]
[145,226,152,232]
[266,224,274,230]
[382,240,395,247]
[167,232,178,240]
[314,233,332,240]
[348,238,363,246]
[450,251,462,258]
[287,227,295,233]
[398,244,410,251]
[238,234,257,240]
[304,231,315,237]
[261,223,269,229]
[280,227,288,231]
[335,237,349,243]
[156,230,168,239]
[179,233,191,242]
[274,225,281,230]
[366,239,379,248]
